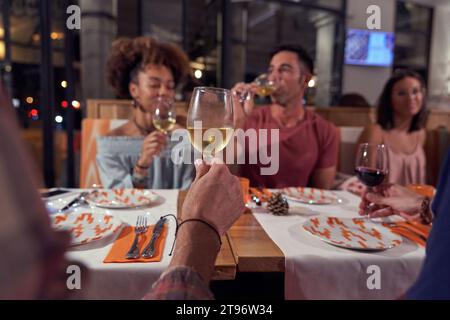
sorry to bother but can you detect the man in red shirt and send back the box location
[232,44,339,189]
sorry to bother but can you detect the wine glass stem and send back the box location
[159,132,170,157]
[365,186,373,219]
[202,152,214,164]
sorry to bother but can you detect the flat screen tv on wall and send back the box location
[345,28,395,67]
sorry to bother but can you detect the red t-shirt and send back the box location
[240,106,339,188]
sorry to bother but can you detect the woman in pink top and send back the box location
[357,69,428,185]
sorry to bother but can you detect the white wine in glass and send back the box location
[254,73,276,97]
[187,127,234,156]
[153,117,176,133]
[153,98,177,134]
[239,73,276,102]
[187,87,234,160]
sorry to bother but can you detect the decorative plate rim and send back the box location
[302,216,402,251]
[282,187,342,205]
[86,189,159,209]
[51,211,123,246]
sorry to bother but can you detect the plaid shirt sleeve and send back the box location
[143,266,214,300]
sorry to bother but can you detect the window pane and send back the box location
[394,2,433,82]
[239,1,344,105]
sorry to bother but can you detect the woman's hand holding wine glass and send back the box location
[359,184,426,220]
[137,131,167,168]
[355,143,389,220]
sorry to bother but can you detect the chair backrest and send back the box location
[315,107,376,127]
[336,126,364,175]
[80,119,127,188]
[315,106,450,131]
[86,99,188,119]
[86,99,134,119]
[425,127,450,186]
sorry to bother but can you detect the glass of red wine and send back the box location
[355,143,388,220]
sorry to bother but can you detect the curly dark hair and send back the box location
[106,37,191,99]
[377,69,428,132]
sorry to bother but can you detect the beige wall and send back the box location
[342,0,395,105]
[80,0,117,100]
[428,3,450,97]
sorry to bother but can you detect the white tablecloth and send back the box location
[252,191,425,300]
[54,190,179,299]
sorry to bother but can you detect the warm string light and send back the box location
[194,69,203,79]
[72,100,81,109]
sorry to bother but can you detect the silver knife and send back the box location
[142,217,167,258]
[58,191,88,212]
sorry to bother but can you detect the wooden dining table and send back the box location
[177,190,285,277]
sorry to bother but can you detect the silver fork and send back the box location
[126,216,148,259]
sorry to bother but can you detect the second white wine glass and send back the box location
[152,97,177,156]
[152,98,177,134]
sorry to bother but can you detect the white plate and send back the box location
[303,216,402,251]
[86,189,159,209]
[50,211,123,245]
[283,187,341,205]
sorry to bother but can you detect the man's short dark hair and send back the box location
[269,44,314,74]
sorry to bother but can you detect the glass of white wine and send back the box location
[152,97,177,156]
[239,73,276,103]
[187,87,234,162]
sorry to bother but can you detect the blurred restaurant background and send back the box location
[0,0,449,188]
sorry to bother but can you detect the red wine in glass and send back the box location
[355,167,386,187]
[355,143,388,219]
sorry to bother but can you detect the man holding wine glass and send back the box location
[231,44,339,189]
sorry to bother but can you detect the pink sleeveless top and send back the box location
[383,133,426,185]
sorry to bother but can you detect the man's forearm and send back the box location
[169,221,221,283]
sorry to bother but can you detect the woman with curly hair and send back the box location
[97,36,194,189]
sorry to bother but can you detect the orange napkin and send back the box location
[383,221,431,247]
[406,184,436,197]
[104,224,168,263]
[239,177,250,203]
[249,187,272,202]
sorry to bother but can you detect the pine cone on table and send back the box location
[267,192,289,216]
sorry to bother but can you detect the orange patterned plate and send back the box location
[303,216,402,251]
[283,187,342,205]
[51,211,123,245]
[86,189,159,209]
